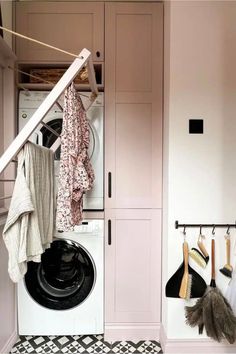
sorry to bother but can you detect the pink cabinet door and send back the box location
[105,3,163,209]
[15,2,104,62]
[105,209,161,323]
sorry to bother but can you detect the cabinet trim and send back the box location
[105,322,161,342]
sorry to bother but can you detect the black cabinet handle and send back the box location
[96,51,101,58]
[108,172,112,198]
[108,219,112,245]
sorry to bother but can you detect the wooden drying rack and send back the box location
[0,26,98,176]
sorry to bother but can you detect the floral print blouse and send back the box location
[56,82,95,231]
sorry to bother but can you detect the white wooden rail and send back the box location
[0,48,98,175]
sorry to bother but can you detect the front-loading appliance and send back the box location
[18,91,104,210]
[17,220,104,335]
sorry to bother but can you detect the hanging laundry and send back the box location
[56,82,95,231]
[226,270,236,316]
[3,142,54,282]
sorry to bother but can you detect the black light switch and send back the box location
[189,119,204,134]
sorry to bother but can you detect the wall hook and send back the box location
[200,225,202,235]
[183,225,186,240]
[212,225,216,236]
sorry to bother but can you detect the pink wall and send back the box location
[0,28,17,352]
[162,0,236,351]
[0,225,17,353]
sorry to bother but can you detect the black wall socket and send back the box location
[189,119,204,134]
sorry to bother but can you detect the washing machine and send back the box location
[18,91,104,210]
[17,220,104,335]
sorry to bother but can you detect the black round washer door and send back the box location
[40,118,62,160]
[25,239,95,310]
[40,118,95,160]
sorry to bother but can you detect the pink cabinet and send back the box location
[105,2,163,209]
[105,209,162,323]
[104,3,163,340]
[15,2,104,62]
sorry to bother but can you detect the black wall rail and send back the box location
[175,220,236,231]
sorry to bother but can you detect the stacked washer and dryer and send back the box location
[17,91,104,335]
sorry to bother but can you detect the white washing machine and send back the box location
[18,91,104,210]
[17,220,104,335]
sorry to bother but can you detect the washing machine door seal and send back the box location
[40,118,63,160]
[24,239,96,310]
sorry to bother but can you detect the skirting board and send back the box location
[104,323,160,342]
[160,325,236,353]
[0,331,18,354]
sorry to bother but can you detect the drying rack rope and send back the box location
[9,66,91,101]
[0,26,82,59]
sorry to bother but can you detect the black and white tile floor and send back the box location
[11,335,162,354]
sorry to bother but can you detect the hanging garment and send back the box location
[3,142,54,282]
[56,82,94,231]
[226,270,236,315]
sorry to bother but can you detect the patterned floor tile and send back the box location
[11,335,162,354]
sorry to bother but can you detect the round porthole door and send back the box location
[40,118,96,161]
[40,118,62,160]
[24,239,95,310]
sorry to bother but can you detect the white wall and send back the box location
[163,0,236,340]
[0,62,16,351]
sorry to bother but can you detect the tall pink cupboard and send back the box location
[104,2,163,341]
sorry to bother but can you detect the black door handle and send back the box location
[108,172,112,198]
[108,219,112,245]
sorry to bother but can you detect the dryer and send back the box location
[18,91,104,210]
[17,220,104,335]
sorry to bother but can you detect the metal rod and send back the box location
[41,122,60,137]
[175,220,236,229]
[0,195,12,201]
[0,179,15,182]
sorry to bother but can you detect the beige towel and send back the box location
[3,142,54,282]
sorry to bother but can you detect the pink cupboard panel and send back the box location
[15,2,104,62]
[105,209,161,323]
[115,103,161,208]
[115,13,152,93]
